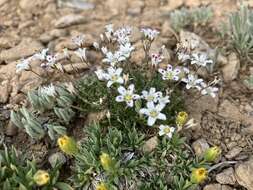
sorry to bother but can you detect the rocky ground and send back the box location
[0,0,253,189]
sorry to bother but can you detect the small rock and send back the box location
[48,152,66,168]
[64,62,89,73]
[54,14,88,28]
[106,0,128,15]
[19,0,41,11]
[5,121,18,136]
[0,0,7,6]
[0,38,43,62]
[225,147,242,159]
[235,157,253,190]
[0,36,20,49]
[142,136,158,153]
[85,110,108,125]
[222,53,240,82]
[203,183,222,190]
[0,80,11,103]
[192,138,210,157]
[216,167,236,185]
[127,0,144,15]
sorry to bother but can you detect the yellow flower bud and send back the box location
[57,135,78,156]
[176,111,188,127]
[96,182,108,190]
[204,146,221,162]
[190,167,208,184]
[33,170,50,186]
[100,153,113,171]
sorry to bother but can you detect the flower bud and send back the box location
[96,182,108,190]
[204,146,221,162]
[33,170,50,186]
[57,135,78,156]
[100,153,113,171]
[190,167,208,184]
[176,111,188,127]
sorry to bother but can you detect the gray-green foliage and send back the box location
[170,6,213,32]
[11,85,76,140]
[0,145,72,190]
[222,6,253,62]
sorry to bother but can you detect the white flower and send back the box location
[40,84,56,97]
[158,64,181,81]
[101,47,108,55]
[16,59,30,73]
[93,42,100,50]
[115,84,140,107]
[72,35,85,47]
[32,48,48,61]
[158,125,175,138]
[105,24,114,41]
[191,53,213,67]
[141,28,159,41]
[201,85,219,98]
[102,51,125,66]
[151,53,164,66]
[41,55,57,67]
[182,74,203,90]
[114,26,132,44]
[139,102,166,126]
[95,68,106,80]
[141,88,162,103]
[103,67,124,87]
[118,43,135,58]
[74,48,87,62]
[177,52,190,62]
[158,95,170,105]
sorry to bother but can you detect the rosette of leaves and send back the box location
[11,85,76,140]
[170,6,213,32]
[221,6,253,63]
[28,85,76,124]
[0,146,72,190]
[11,107,66,140]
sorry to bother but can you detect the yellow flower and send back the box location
[57,135,78,156]
[96,182,108,190]
[100,152,113,171]
[33,170,50,186]
[176,111,188,127]
[204,146,221,162]
[190,167,208,184]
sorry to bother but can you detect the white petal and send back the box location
[147,117,156,126]
[117,77,124,84]
[150,87,156,94]
[156,103,165,111]
[147,102,155,109]
[157,113,166,120]
[116,68,123,75]
[127,101,134,107]
[107,66,115,75]
[118,86,126,95]
[107,81,113,88]
[159,131,164,136]
[116,95,124,102]
[139,108,148,115]
[133,94,140,100]
[128,84,135,93]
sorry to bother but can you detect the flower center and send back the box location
[147,95,154,101]
[111,75,118,81]
[163,128,171,134]
[124,94,132,101]
[150,110,158,118]
[197,169,206,176]
[166,72,173,80]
